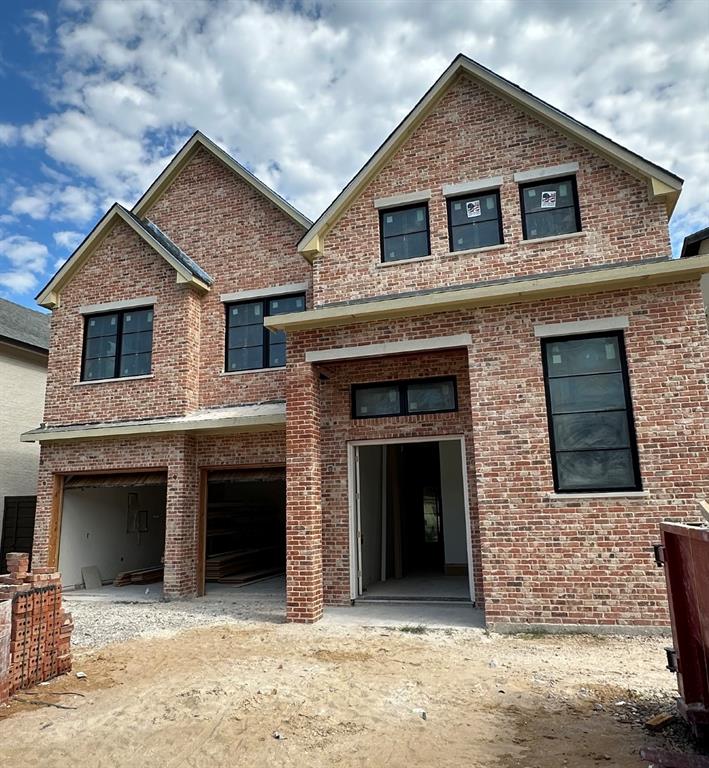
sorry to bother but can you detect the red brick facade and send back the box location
[31,68,708,630]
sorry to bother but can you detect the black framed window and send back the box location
[81,307,153,381]
[541,331,641,493]
[520,175,581,240]
[352,377,457,419]
[225,293,305,372]
[447,190,503,252]
[380,203,430,263]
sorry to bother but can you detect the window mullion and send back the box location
[114,311,124,379]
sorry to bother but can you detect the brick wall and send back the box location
[287,280,709,627]
[145,147,311,410]
[313,73,671,307]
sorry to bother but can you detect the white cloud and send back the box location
[0,0,707,304]
[0,235,50,295]
[25,9,51,52]
[10,193,51,219]
[53,230,83,250]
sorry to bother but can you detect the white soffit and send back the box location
[534,316,629,338]
[220,282,309,303]
[305,333,472,363]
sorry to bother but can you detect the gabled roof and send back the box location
[0,297,50,352]
[299,53,683,259]
[132,131,312,229]
[681,226,709,258]
[36,204,212,309]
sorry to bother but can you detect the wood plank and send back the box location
[47,475,64,569]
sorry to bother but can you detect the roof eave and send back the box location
[266,253,709,332]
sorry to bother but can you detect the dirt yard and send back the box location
[0,609,704,767]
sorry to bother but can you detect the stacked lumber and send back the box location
[205,547,277,581]
[217,567,283,585]
[113,566,164,587]
[0,552,73,706]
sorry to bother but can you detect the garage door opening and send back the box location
[58,473,167,591]
[203,467,286,595]
[351,438,473,603]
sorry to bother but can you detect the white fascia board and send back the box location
[373,190,432,209]
[534,316,629,338]
[80,297,157,315]
[442,177,503,197]
[220,282,309,303]
[513,162,580,184]
[305,334,472,363]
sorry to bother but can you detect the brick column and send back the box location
[163,435,199,599]
[285,358,323,623]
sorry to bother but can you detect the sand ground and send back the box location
[0,617,703,768]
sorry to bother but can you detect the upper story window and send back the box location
[82,307,153,381]
[520,176,581,240]
[541,331,641,493]
[352,377,457,419]
[380,203,430,263]
[447,190,503,252]
[225,293,305,372]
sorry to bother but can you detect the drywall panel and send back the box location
[59,485,166,587]
[439,440,468,565]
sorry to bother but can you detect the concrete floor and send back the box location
[359,571,470,602]
[63,574,483,628]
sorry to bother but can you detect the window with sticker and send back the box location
[447,190,503,251]
[520,175,581,240]
[81,307,153,381]
[379,203,430,262]
[225,293,305,371]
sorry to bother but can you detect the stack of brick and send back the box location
[0,553,73,706]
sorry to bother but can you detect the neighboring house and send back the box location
[0,298,49,565]
[22,55,708,631]
[681,227,709,321]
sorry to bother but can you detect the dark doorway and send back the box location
[356,440,471,602]
[204,468,286,592]
[1,496,36,570]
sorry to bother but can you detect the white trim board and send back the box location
[534,316,629,338]
[373,190,432,209]
[80,296,157,315]
[442,176,503,197]
[220,282,309,303]
[305,333,472,363]
[513,162,580,183]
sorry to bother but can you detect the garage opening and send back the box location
[58,473,167,590]
[204,467,286,595]
[352,439,473,602]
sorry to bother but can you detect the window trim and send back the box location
[446,189,504,253]
[519,174,581,241]
[541,330,642,494]
[379,202,431,264]
[351,376,458,420]
[80,305,153,382]
[224,292,305,372]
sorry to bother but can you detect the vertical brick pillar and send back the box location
[285,358,323,623]
[163,435,199,600]
[31,446,56,568]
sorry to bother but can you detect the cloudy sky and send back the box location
[0,0,707,309]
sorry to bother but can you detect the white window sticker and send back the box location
[559,183,569,197]
[486,197,495,210]
[540,190,557,208]
[552,353,562,365]
[272,301,279,309]
[454,202,462,211]
[605,343,616,360]
[386,215,393,224]
[466,200,481,218]
[416,209,424,222]
[389,391,397,402]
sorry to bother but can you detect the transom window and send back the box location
[225,293,305,372]
[447,190,503,252]
[520,175,581,240]
[352,377,457,419]
[379,203,430,263]
[81,307,153,381]
[541,331,641,493]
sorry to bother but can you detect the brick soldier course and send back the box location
[23,55,708,630]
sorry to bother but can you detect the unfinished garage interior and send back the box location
[351,438,473,603]
[202,467,286,593]
[58,473,167,589]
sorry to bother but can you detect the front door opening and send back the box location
[204,467,286,595]
[354,439,472,602]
